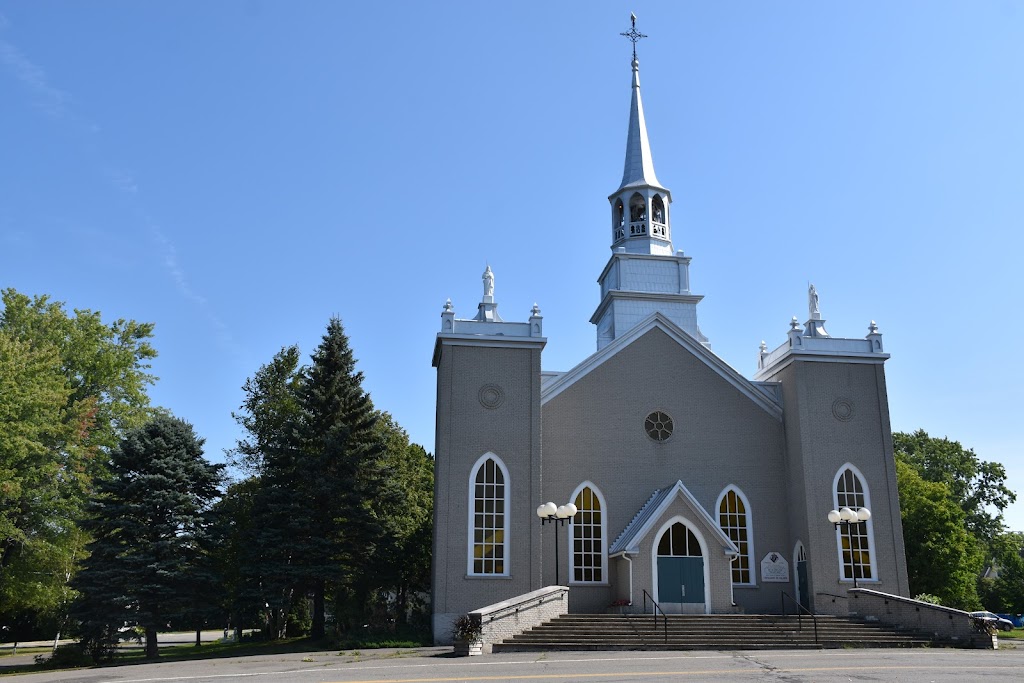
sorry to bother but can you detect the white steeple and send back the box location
[592,16,707,351]
[618,56,663,192]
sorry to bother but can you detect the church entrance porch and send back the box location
[653,519,708,614]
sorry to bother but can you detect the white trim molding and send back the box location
[715,485,756,587]
[650,516,712,614]
[832,462,878,583]
[467,452,511,577]
[568,481,608,585]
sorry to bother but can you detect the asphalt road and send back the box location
[4,646,1024,683]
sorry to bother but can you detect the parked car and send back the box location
[970,611,1015,631]
[996,613,1023,629]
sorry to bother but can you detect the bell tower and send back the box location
[592,16,708,350]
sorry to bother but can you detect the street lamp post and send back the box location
[827,506,872,588]
[537,501,578,586]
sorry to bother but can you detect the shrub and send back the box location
[451,614,482,642]
[34,644,93,669]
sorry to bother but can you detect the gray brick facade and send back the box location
[430,44,908,644]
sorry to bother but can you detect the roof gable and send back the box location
[541,312,783,421]
[609,480,739,557]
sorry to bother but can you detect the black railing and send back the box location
[642,589,668,645]
[781,590,818,644]
[816,591,849,603]
[481,587,567,624]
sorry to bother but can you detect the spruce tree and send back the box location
[297,317,387,638]
[72,415,224,660]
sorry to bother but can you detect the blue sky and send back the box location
[2,2,1022,530]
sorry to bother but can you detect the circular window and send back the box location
[645,411,674,442]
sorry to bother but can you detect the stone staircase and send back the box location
[492,613,932,651]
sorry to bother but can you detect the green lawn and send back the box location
[1,631,433,677]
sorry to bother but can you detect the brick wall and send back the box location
[470,586,570,654]
[848,589,996,649]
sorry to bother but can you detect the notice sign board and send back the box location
[760,552,790,583]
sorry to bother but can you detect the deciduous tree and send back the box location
[896,459,983,609]
[0,289,156,630]
[893,430,1015,544]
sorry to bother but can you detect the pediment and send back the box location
[609,480,739,557]
[541,313,782,421]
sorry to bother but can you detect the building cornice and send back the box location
[590,289,705,325]
[432,334,546,368]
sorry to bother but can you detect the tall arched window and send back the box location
[834,465,874,582]
[468,454,509,576]
[570,483,606,583]
[717,487,754,585]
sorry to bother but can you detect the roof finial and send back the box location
[620,12,647,62]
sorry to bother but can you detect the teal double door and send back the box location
[656,557,705,604]
[655,522,706,612]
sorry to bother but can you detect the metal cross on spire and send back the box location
[620,12,647,61]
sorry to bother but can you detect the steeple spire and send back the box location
[594,16,707,351]
[618,14,661,191]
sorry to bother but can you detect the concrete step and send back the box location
[492,613,930,652]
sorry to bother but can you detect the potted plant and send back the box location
[607,598,632,615]
[452,614,483,656]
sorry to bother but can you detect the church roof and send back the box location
[617,58,664,193]
[541,312,783,421]
[609,480,739,557]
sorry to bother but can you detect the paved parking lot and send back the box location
[3,646,1024,683]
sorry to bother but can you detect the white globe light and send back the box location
[556,505,570,518]
[839,507,855,521]
[827,510,841,523]
[565,503,578,517]
[856,507,872,522]
[536,504,547,518]
[541,502,558,517]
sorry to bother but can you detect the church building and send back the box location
[430,24,909,642]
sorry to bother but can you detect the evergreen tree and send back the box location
[296,317,387,639]
[363,413,433,628]
[229,322,428,639]
[72,415,223,660]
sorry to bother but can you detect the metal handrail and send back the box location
[816,591,849,601]
[781,590,818,644]
[642,589,668,645]
[477,588,567,623]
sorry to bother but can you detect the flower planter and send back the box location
[454,639,483,656]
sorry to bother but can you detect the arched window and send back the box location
[657,522,702,557]
[468,454,509,576]
[834,465,874,582]
[570,483,606,583]
[651,195,665,224]
[717,487,754,585]
[629,193,646,222]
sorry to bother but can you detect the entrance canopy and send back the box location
[609,480,739,559]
